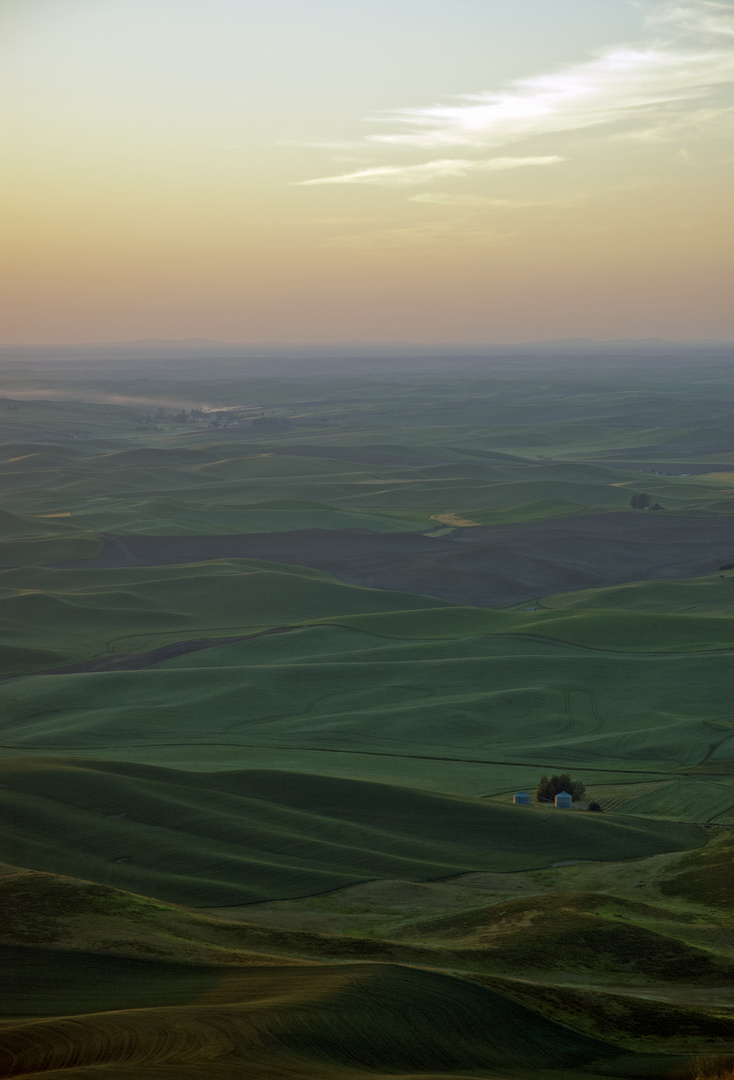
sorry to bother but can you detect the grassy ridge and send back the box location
[394,892,734,981]
[660,831,734,909]
[3,866,734,1065]
[3,868,733,989]
[0,759,703,905]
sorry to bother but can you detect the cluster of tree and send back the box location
[141,407,209,424]
[536,773,586,803]
[173,408,208,423]
[629,492,664,510]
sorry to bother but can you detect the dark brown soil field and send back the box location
[57,513,734,607]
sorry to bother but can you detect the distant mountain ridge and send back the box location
[2,335,734,355]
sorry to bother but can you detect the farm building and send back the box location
[554,791,573,809]
[513,791,530,805]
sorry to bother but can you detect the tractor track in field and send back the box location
[560,690,576,735]
[696,733,734,772]
[562,689,605,734]
[587,690,605,730]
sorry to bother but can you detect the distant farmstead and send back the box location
[513,791,530,805]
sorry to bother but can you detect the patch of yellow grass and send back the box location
[429,513,479,527]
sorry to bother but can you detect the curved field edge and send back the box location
[0,758,705,906]
[0,955,711,1079]
[1,838,729,1071]
[2,830,734,1025]
[2,876,734,1069]
[3,563,734,685]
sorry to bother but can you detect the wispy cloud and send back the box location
[296,156,563,187]
[648,0,734,37]
[295,0,734,193]
[368,46,734,151]
[608,102,734,141]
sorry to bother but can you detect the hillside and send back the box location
[2,359,734,1078]
[0,759,704,905]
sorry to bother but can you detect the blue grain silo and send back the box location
[513,791,530,805]
[555,790,573,809]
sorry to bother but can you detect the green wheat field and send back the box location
[1,344,734,1079]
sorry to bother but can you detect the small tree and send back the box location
[571,778,586,801]
[536,773,586,802]
[536,774,553,802]
[630,492,653,509]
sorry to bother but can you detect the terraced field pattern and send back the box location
[1,345,734,1079]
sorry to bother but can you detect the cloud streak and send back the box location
[368,45,734,151]
[648,0,734,37]
[296,1,734,192]
[296,156,563,187]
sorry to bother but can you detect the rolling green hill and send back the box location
[394,891,734,981]
[0,560,451,672]
[2,613,732,796]
[3,858,734,992]
[0,759,704,906]
[3,861,734,1071]
[3,361,734,1077]
[0,508,102,567]
[1,407,733,550]
[542,574,734,616]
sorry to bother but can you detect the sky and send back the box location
[1,0,733,344]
